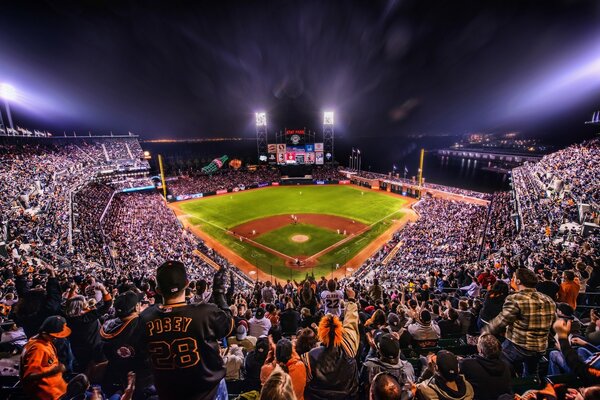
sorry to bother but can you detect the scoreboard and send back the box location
[266,128,324,165]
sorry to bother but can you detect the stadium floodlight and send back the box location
[0,83,16,101]
[324,111,334,125]
[255,112,267,127]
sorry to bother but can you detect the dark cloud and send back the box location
[0,0,599,140]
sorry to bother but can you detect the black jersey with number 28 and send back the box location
[139,302,234,400]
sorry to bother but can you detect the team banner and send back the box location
[305,152,315,164]
[316,152,324,165]
[314,143,324,151]
[267,144,276,153]
[305,143,314,152]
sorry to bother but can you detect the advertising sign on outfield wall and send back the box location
[339,180,350,184]
[216,189,228,195]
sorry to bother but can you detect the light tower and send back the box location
[255,112,268,162]
[0,83,16,132]
[323,111,334,164]
[585,110,600,126]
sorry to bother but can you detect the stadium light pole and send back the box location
[417,148,425,198]
[0,83,16,132]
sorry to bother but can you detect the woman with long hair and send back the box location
[261,338,307,400]
[259,365,297,400]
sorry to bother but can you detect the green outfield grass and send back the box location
[179,185,407,280]
[254,223,342,256]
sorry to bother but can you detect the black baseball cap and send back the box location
[39,315,71,338]
[436,350,459,381]
[156,261,188,294]
[378,333,400,360]
[387,313,401,332]
[114,291,139,317]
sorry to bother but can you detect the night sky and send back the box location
[1,0,599,142]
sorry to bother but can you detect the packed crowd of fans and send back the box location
[0,136,599,400]
[168,168,281,197]
[310,166,346,181]
[346,170,492,200]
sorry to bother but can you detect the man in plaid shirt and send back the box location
[485,268,556,377]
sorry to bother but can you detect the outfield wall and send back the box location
[169,179,351,202]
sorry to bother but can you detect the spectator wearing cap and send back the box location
[100,290,147,395]
[360,333,415,397]
[387,313,411,348]
[261,338,307,400]
[138,261,234,400]
[302,287,360,400]
[459,334,512,400]
[20,315,71,400]
[558,270,580,310]
[244,336,270,391]
[408,310,440,348]
[280,302,301,336]
[417,350,474,400]
[227,324,257,352]
[63,282,113,373]
[485,268,556,378]
[249,307,271,338]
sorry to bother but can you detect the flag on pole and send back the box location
[393,164,397,171]
[357,149,361,155]
[404,166,409,174]
[352,148,355,154]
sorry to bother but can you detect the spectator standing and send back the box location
[558,270,580,310]
[138,261,234,400]
[302,287,360,400]
[20,316,71,400]
[261,338,307,400]
[485,268,556,377]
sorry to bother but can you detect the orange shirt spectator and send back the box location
[20,316,71,400]
[558,270,580,309]
[261,338,307,400]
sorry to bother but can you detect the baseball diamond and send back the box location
[170,185,415,280]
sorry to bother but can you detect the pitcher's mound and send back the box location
[291,234,310,243]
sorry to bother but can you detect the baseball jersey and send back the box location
[321,290,344,316]
[138,302,234,400]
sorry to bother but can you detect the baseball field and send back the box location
[171,185,414,280]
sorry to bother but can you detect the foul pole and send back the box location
[158,154,167,198]
[417,148,425,198]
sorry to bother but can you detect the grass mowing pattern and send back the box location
[254,223,342,256]
[178,185,405,227]
[179,186,407,280]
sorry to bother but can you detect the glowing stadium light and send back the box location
[0,83,16,101]
[324,111,334,125]
[255,112,267,127]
